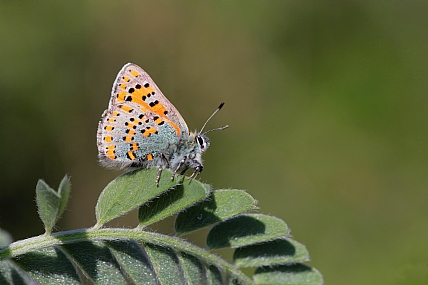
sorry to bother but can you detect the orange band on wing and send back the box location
[142,127,157,137]
[130,70,140,77]
[120,105,133,113]
[104,136,113,142]
[106,145,116,159]
[130,89,181,136]
[131,143,139,151]
[127,151,136,160]
[117,91,127,102]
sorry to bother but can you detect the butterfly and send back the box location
[97,63,227,185]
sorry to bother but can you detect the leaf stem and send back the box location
[1,228,253,285]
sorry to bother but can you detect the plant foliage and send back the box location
[0,169,323,284]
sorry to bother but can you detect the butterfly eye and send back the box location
[196,135,210,151]
[197,136,204,147]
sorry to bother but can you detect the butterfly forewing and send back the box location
[112,63,189,133]
[97,63,190,168]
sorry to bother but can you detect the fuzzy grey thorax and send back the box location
[168,132,210,176]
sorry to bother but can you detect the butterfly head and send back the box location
[196,133,210,153]
[174,103,228,177]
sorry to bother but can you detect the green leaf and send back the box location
[13,246,81,285]
[253,264,323,285]
[61,241,128,284]
[138,178,210,227]
[57,175,71,218]
[234,238,309,267]
[207,264,223,285]
[36,180,61,234]
[95,168,180,227]
[106,240,157,285]
[207,214,289,249]
[0,259,31,285]
[35,175,71,234]
[229,278,244,285]
[1,173,323,284]
[144,243,184,284]
[175,189,256,234]
[177,252,204,285]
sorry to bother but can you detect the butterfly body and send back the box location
[97,63,219,183]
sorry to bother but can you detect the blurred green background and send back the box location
[1,2,427,284]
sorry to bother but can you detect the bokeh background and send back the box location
[1,2,427,284]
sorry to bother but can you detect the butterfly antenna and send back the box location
[200,102,228,134]
[203,125,229,135]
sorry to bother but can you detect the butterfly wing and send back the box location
[97,63,190,168]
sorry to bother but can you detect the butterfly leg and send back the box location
[188,165,203,180]
[155,154,170,186]
[188,171,199,179]
[172,156,187,180]
[156,167,163,186]
[160,153,170,167]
